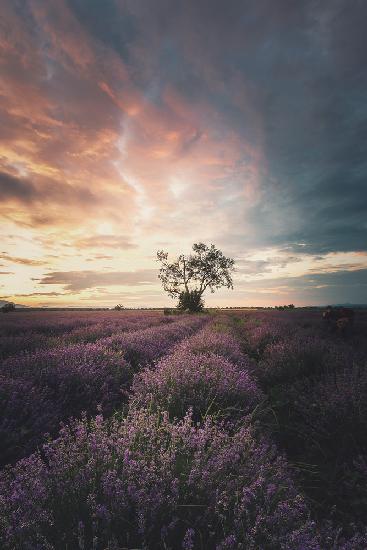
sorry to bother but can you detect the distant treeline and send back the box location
[9,305,367,312]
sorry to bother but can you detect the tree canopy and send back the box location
[157,243,235,311]
[1,302,15,313]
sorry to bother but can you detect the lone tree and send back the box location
[1,302,15,313]
[157,243,235,312]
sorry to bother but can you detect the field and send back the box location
[0,309,367,549]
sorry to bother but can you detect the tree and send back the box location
[157,243,235,312]
[114,304,124,311]
[1,302,15,313]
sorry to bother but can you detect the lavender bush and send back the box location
[0,409,320,550]
[0,316,207,466]
[273,365,367,525]
[99,315,207,368]
[0,332,58,361]
[256,335,331,386]
[0,376,59,468]
[0,311,163,338]
[132,351,262,422]
[173,324,247,366]
[0,344,132,466]
[64,314,172,344]
[231,310,367,544]
[237,317,292,361]
[0,311,170,359]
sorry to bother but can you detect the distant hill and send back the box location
[329,303,367,309]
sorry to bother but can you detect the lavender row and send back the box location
[234,310,367,546]
[0,312,170,360]
[131,322,262,423]
[239,309,367,363]
[0,316,206,467]
[97,314,207,368]
[0,316,320,549]
[1,310,365,548]
[0,310,163,337]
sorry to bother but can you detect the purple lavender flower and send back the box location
[132,350,262,422]
[0,409,319,549]
[173,325,247,366]
[99,315,208,368]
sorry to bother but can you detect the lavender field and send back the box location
[1,309,367,549]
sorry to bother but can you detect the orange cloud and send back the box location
[0,252,46,266]
[38,269,158,291]
[2,0,346,308]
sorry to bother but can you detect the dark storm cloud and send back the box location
[266,268,367,291]
[231,0,367,255]
[65,0,367,255]
[0,171,96,207]
[0,172,35,201]
[0,168,129,229]
[235,268,367,305]
[66,0,137,62]
[237,256,301,275]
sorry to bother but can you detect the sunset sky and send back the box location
[1,0,367,308]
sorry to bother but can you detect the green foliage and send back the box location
[157,243,235,312]
[177,290,204,312]
[1,302,15,313]
[163,308,182,315]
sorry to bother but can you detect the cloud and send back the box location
[3,291,66,297]
[0,1,136,230]
[0,170,95,206]
[236,255,301,275]
[0,168,132,229]
[0,171,36,201]
[307,263,366,274]
[0,0,366,306]
[38,269,158,291]
[85,255,114,262]
[232,268,367,305]
[74,235,137,249]
[114,0,367,254]
[0,252,46,266]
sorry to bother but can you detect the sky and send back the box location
[1,0,367,308]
